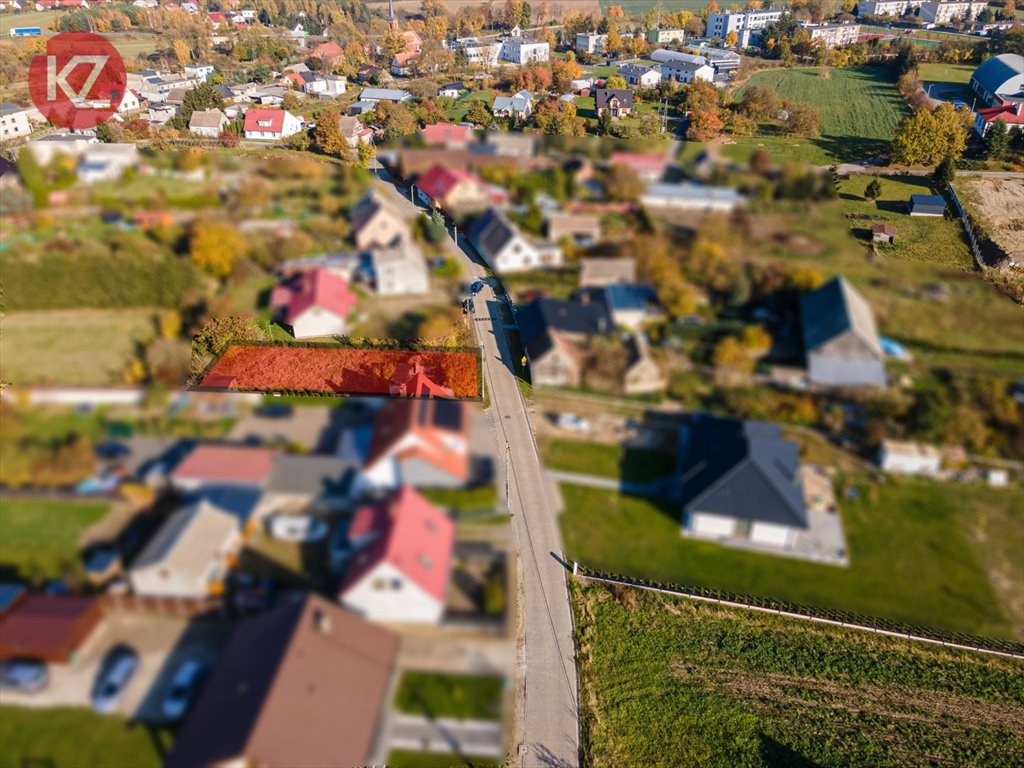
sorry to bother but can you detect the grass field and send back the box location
[0,10,61,35]
[0,498,110,581]
[599,0,707,13]
[446,90,495,123]
[1,309,156,386]
[918,62,976,104]
[385,751,501,768]
[571,581,1024,768]
[559,473,1024,639]
[0,707,163,768]
[727,67,910,165]
[539,437,677,483]
[394,671,505,722]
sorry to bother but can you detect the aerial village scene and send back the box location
[0,0,1021,766]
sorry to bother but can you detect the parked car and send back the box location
[0,659,49,693]
[556,413,591,433]
[268,515,329,543]
[469,280,485,295]
[161,659,208,720]
[92,645,139,714]
[462,298,475,315]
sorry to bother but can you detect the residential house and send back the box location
[973,102,1024,137]
[646,28,688,44]
[498,38,550,64]
[188,108,228,137]
[878,440,942,476]
[907,194,946,216]
[391,51,420,77]
[575,32,608,54]
[338,487,455,623]
[359,87,413,106]
[264,454,359,512]
[309,40,345,68]
[303,73,347,98]
[651,50,715,84]
[617,64,661,88]
[580,257,636,287]
[76,143,139,184]
[421,122,474,148]
[857,0,917,15]
[969,53,1024,107]
[165,596,398,768]
[800,276,887,388]
[128,499,241,599]
[469,208,563,273]
[491,90,534,121]
[546,213,601,245]
[483,131,536,158]
[183,63,214,80]
[801,22,861,49]
[677,417,808,550]
[356,64,387,84]
[350,190,411,249]
[0,595,102,664]
[641,181,745,212]
[339,115,373,147]
[359,399,470,490]
[446,37,502,68]
[594,89,634,119]
[115,89,140,114]
[517,298,614,387]
[148,105,177,126]
[243,108,302,140]
[609,150,670,183]
[871,223,896,243]
[0,102,34,139]
[623,332,666,395]
[369,239,430,296]
[269,268,358,339]
[438,81,465,99]
[170,444,278,491]
[417,164,493,216]
[590,283,663,330]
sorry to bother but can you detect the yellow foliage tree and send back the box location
[190,221,248,279]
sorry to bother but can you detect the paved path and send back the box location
[388,714,504,758]
[373,164,580,768]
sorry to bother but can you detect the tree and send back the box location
[605,74,628,90]
[686,78,719,114]
[465,98,493,127]
[357,141,375,168]
[514,64,554,92]
[784,102,822,138]
[171,38,192,64]
[864,177,882,200]
[891,103,968,166]
[534,99,584,136]
[178,82,225,125]
[933,155,956,188]
[738,84,782,121]
[600,163,645,202]
[552,54,583,90]
[192,315,267,359]
[686,109,724,141]
[421,0,449,18]
[725,30,738,47]
[597,111,612,136]
[983,118,1011,160]
[313,109,345,156]
[376,101,418,142]
[189,221,249,278]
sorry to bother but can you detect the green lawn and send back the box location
[599,0,707,12]
[394,671,504,722]
[0,707,164,768]
[918,62,976,105]
[385,751,501,768]
[539,438,677,484]
[0,10,61,34]
[559,474,1023,639]
[446,90,495,123]
[727,67,910,164]
[419,485,498,513]
[571,581,1024,768]
[0,309,156,386]
[0,498,110,582]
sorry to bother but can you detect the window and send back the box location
[391,578,403,590]
[372,578,386,590]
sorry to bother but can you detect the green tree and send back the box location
[175,82,225,126]
[933,155,956,188]
[983,118,1011,160]
[312,109,345,156]
[864,177,882,200]
[192,315,267,360]
[605,74,628,90]
[465,98,492,127]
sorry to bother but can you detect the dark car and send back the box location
[462,298,475,315]
[0,659,49,693]
[469,280,485,295]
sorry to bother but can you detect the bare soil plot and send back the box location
[954,176,1024,265]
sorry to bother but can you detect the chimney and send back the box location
[313,608,332,635]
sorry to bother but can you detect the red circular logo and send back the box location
[28,32,127,130]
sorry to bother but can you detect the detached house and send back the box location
[417,164,498,216]
[338,487,455,623]
[339,115,373,147]
[170,445,277,492]
[517,298,613,387]
[676,417,808,550]
[469,208,563,273]
[269,267,358,339]
[801,276,887,388]
[368,239,430,296]
[303,73,347,98]
[350,190,411,249]
[617,64,661,88]
[594,88,634,119]
[491,90,534,121]
[188,108,228,137]
[243,108,302,140]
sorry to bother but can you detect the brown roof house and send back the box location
[580,257,636,287]
[350,189,411,249]
[0,594,102,664]
[623,332,666,395]
[546,213,601,245]
[165,595,398,768]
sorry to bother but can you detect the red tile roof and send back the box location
[244,108,286,134]
[270,268,357,325]
[393,51,419,68]
[341,487,455,602]
[365,399,470,482]
[421,123,473,146]
[417,164,482,203]
[171,445,277,485]
[977,103,1024,125]
[310,41,344,63]
[609,151,669,174]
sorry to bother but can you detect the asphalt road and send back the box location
[373,164,580,768]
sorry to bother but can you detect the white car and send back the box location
[268,515,329,543]
[556,413,591,433]
[92,647,138,714]
[162,659,207,720]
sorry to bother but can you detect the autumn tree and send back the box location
[514,64,554,92]
[890,103,968,166]
[420,0,448,18]
[605,74,628,90]
[376,101,418,142]
[687,109,725,141]
[725,30,738,47]
[189,221,249,279]
[784,102,822,138]
[551,54,583,90]
[600,163,645,202]
[533,99,585,136]
[313,109,346,156]
[685,78,719,114]
[465,98,493,127]
[738,84,782,121]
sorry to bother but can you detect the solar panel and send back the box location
[433,400,463,431]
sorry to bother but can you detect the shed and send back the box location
[871,223,896,243]
[0,594,102,663]
[907,194,946,217]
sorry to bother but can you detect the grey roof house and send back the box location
[801,276,887,388]
[517,298,613,387]
[594,88,634,118]
[491,90,534,120]
[677,417,807,550]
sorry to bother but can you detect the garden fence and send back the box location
[567,561,1024,659]
[946,183,985,269]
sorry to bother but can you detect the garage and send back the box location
[688,512,736,539]
[750,522,795,548]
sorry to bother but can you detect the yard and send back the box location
[0,498,110,583]
[918,61,977,105]
[599,0,706,12]
[539,437,676,484]
[385,751,501,768]
[0,309,157,386]
[724,66,910,165]
[446,90,495,123]
[393,671,505,722]
[559,473,1024,640]
[571,581,1024,767]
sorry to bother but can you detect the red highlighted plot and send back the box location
[196,344,481,400]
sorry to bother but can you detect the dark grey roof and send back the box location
[594,88,633,109]
[266,454,357,497]
[469,208,516,259]
[908,194,946,215]
[517,298,613,359]
[617,64,655,78]
[678,417,807,528]
[800,276,882,359]
[440,81,466,90]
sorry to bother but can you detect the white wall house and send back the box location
[469,209,563,274]
[499,38,550,64]
[878,441,942,476]
[0,103,33,139]
[243,108,302,140]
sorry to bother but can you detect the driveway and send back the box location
[229,406,341,452]
[388,713,504,758]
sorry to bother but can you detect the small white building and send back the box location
[0,102,34,140]
[242,108,303,141]
[499,38,550,65]
[370,240,429,296]
[575,32,608,54]
[641,182,745,212]
[183,63,215,81]
[469,208,563,273]
[303,74,347,98]
[878,440,942,477]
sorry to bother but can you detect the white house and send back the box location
[878,440,942,477]
[575,32,608,54]
[654,52,715,84]
[188,108,228,137]
[116,90,141,114]
[491,89,534,120]
[303,74,347,98]
[76,143,139,184]
[338,487,455,624]
[370,239,430,296]
[183,63,215,80]
[269,267,358,339]
[498,38,550,64]
[469,208,563,273]
[242,108,302,140]
[0,102,34,140]
[129,500,241,599]
[617,64,661,88]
